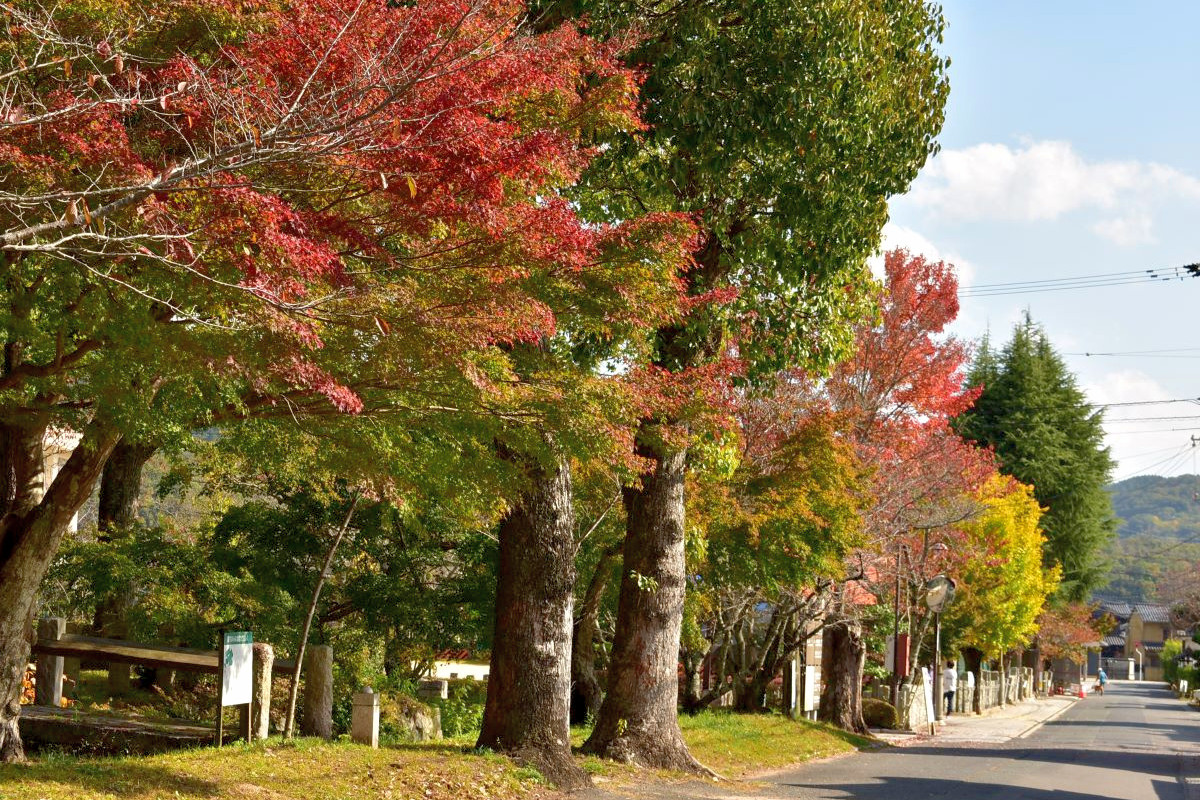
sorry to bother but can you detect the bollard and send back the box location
[351,687,380,748]
[252,643,274,739]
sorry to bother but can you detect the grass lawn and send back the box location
[678,711,872,778]
[0,711,872,798]
[0,738,554,800]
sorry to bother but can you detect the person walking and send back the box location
[943,660,958,716]
[1096,667,1107,696]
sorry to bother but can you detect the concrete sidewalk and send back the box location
[870,695,1078,746]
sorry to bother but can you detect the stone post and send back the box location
[35,617,66,707]
[351,687,380,747]
[252,642,275,740]
[416,680,448,701]
[300,644,334,739]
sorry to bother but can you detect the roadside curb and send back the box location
[1015,699,1076,739]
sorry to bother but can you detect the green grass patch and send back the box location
[571,710,872,780]
[5,708,872,798]
[678,710,872,778]
[0,737,557,800]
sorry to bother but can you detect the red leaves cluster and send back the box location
[3,0,694,416]
[1037,602,1104,661]
[762,249,996,591]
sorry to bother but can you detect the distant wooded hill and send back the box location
[1099,474,1200,603]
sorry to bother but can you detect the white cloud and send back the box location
[873,222,976,287]
[1084,370,1198,480]
[1086,369,1171,410]
[1091,211,1154,246]
[905,140,1200,245]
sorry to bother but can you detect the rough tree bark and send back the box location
[998,652,1006,707]
[97,441,156,535]
[962,647,983,714]
[0,420,121,762]
[582,448,709,773]
[477,458,586,788]
[570,542,619,725]
[94,441,156,691]
[817,619,867,734]
[680,646,708,715]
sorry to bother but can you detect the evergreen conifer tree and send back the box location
[955,313,1116,601]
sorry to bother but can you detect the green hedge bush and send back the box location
[862,697,899,729]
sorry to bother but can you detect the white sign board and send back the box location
[802,665,819,713]
[221,631,253,707]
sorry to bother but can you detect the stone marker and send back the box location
[300,645,334,739]
[241,642,275,740]
[252,642,274,739]
[416,679,448,701]
[351,687,380,747]
[35,618,66,707]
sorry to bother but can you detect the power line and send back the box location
[1120,443,1196,463]
[1105,427,1200,435]
[959,262,1200,298]
[969,267,1164,289]
[973,398,1200,411]
[1111,444,1193,482]
[1066,347,1200,358]
[1093,398,1200,408]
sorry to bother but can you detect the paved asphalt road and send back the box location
[769,681,1200,800]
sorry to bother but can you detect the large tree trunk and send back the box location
[570,543,618,725]
[477,458,586,788]
[0,420,46,521]
[0,421,120,762]
[733,675,770,712]
[962,647,983,714]
[582,448,707,773]
[95,441,156,691]
[97,441,155,535]
[817,620,867,734]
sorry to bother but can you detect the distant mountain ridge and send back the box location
[1109,474,1200,539]
[1099,474,1200,604]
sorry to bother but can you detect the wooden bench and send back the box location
[32,633,296,676]
[28,618,327,745]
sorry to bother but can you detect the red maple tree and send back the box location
[0,0,693,763]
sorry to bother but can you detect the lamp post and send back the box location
[925,574,956,722]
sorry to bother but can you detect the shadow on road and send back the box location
[890,744,1199,778]
[778,774,1185,800]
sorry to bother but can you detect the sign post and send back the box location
[925,575,956,726]
[217,630,253,746]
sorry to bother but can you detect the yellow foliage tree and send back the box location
[948,475,1060,660]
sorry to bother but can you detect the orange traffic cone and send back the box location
[1077,685,1085,698]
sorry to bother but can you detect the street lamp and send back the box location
[926,574,956,722]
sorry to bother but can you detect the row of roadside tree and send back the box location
[1,0,1112,777]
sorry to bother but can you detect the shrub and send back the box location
[862,697,899,729]
[434,679,487,738]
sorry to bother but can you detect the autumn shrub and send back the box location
[861,698,899,729]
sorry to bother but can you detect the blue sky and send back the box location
[882,1,1200,480]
